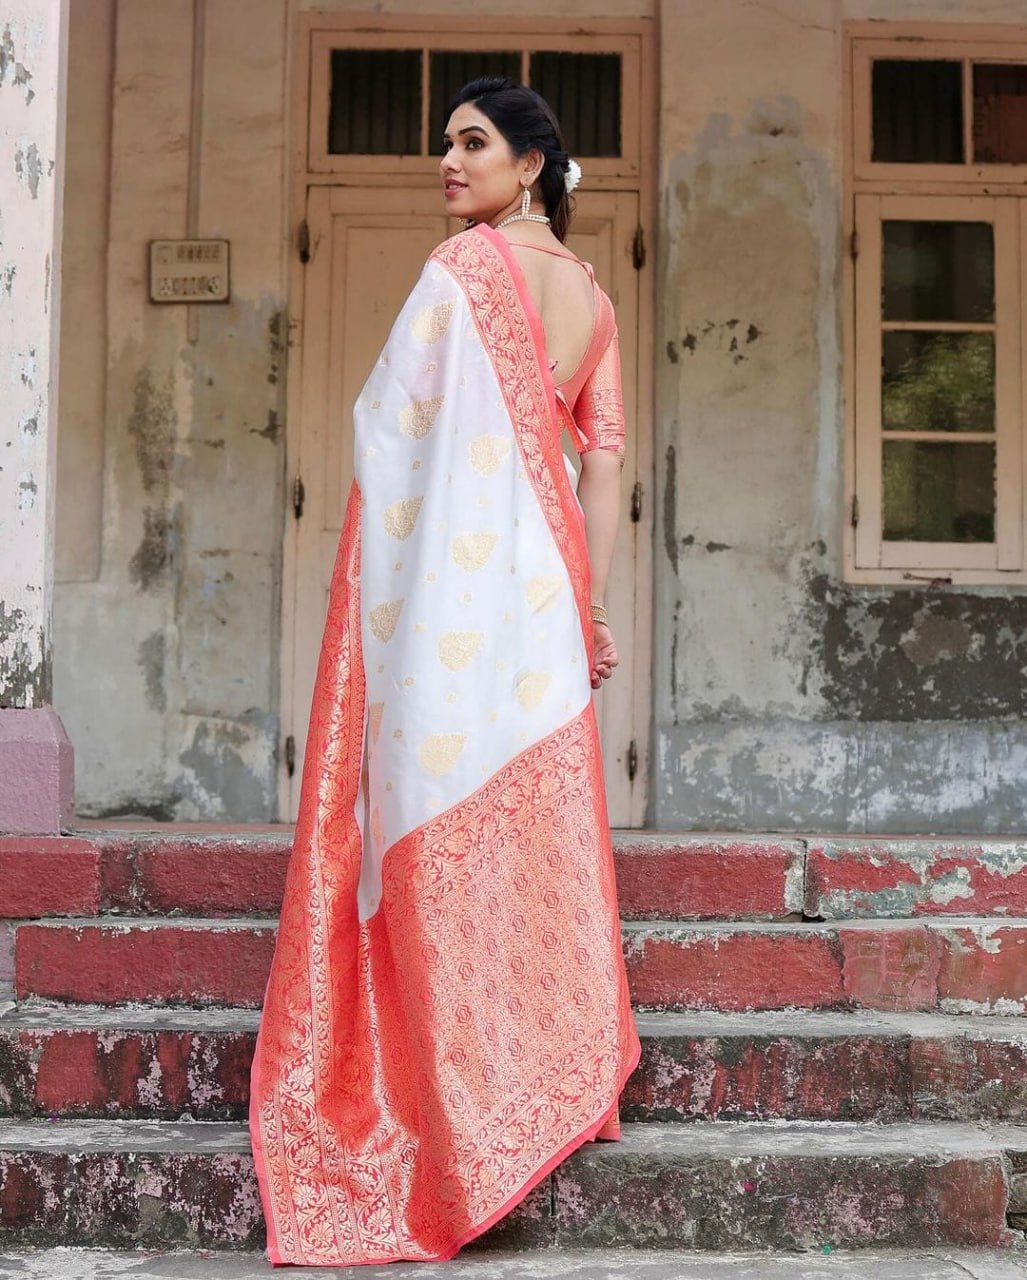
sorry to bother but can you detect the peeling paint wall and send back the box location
[52,0,288,819]
[655,0,1027,833]
[0,0,67,710]
[51,0,648,820]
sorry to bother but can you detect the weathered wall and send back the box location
[0,0,68,709]
[655,0,1027,833]
[53,0,288,818]
[52,0,650,820]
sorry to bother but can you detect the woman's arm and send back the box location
[577,450,624,688]
[570,326,626,689]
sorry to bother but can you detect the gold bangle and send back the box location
[590,602,608,625]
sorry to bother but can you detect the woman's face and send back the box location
[440,102,538,224]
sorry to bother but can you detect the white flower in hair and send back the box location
[564,159,582,193]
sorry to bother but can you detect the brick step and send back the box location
[2,1004,1025,1126]
[0,832,807,922]
[4,1247,1027,1279]
[623,918,1027,1014]
[4,831,1026,922]
[0,1119,1022,1252]
[11,916,1027,1011]
[806,840,1027,921]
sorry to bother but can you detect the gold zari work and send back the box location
[399,395,446,440]
[417,732,467,776]
[411,299,455,344]
[451,532,498,571]
[523,575,565,613]
[516,671,552,710]
[384,497,424,541]
[469,435,512,476]
[438,631,485,671]
[369,599,404,642]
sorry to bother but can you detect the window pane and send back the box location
[883,441,995,542]
[429,52,522,155]
[973,63,1027,163]
[872,60,963,163]
[530,52,621,157]
[882,332,995,433]
[882,221,994,323]
[329,50,422,155]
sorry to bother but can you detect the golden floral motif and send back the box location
[523,575,565,613]
[383,497,423,541]
[369,599,404,643]
[515,671,552,710]
[469,435,512,476]
[438,631,484,671]
[451,532,498,572]
[411,299,455,344]
[417,732,467,776]
[368,702,384,742]
[399,395,446,440]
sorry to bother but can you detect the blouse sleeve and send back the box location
[571,326,625,458]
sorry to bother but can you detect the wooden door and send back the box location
[283,185,645,822]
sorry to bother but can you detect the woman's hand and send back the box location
[590,621,619,689]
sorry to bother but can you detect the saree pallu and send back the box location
[250,223,640,1267]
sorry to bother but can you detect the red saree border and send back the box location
[250,483,367,1265]
[431,224,595,664]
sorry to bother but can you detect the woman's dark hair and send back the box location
[449,77,573,242]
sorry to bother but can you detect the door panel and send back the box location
[286,185,644,823]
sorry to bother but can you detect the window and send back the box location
[307,27,642,179]
[848,29,1027,582]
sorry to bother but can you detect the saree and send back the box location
[250,222,640,1267]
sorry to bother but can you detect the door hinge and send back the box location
[293,474,305,520]
[849,229,859,261]
[284,734,296,778]
[626,739,638,781]
[632,225,646,271]
[850,493,860,528]
[630,480,643,523]
[298,219,311,264]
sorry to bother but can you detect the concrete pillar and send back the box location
[0,0,74,832]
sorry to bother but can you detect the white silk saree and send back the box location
[250,223,640,1267]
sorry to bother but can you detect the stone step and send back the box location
[623,917,1027,1014]
[805,839,1027,920]
[5,832,1026,923]
[0,832,807,922]
[3,1246,1027,1279]
[2,1004,1025,1125]
[0,1118,1022,1252]
[11,916,1027,1012]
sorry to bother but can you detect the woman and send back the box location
[250,77,640,1267]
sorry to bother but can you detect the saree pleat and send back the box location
[250,224,640,1267]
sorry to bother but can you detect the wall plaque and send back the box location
[149,239,230,303]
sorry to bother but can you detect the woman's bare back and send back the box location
[506,239,596,386]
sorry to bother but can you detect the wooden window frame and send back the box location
[845,22,1027,585]
[304,18,642,182]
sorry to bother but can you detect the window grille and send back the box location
[848,30,1027,581]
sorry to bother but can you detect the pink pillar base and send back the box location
[0,708,74,834]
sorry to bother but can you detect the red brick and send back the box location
[909,1035,1027,1121]
[27,1028,255,1118]
[615,837,802,920]
[937,923,1027,1010]
[0,837,100,917]
[806,840,1027,919]
[96,835,291,916]
[14,922,275,1006]
[623,927,846,1011]
[839,925,942,1011]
